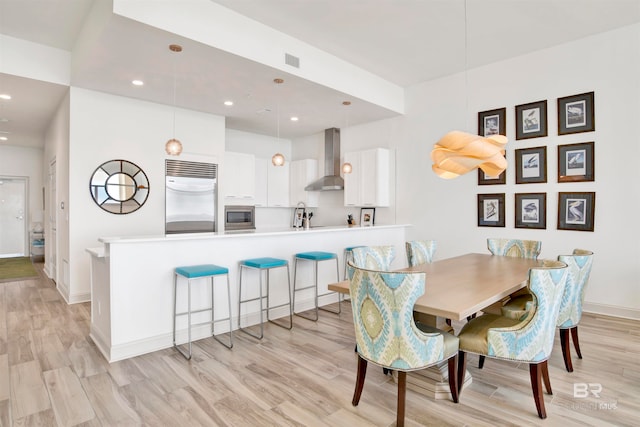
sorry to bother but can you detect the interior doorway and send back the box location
[0,176,28,258]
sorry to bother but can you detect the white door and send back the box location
[0,177,28,257]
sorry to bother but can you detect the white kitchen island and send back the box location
[87,224,409,362]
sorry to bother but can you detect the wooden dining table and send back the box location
[329,252,544,323]
[328,252,545,399]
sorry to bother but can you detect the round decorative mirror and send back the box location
[89,160,149,214]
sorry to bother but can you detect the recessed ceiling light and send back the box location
[0,136,8,141]
[224,100,233,106]
[290,116,299,121]
[132,80,144,86]
[0,94,11,100]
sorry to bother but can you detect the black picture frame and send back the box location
[558,192,596,232]
[515,193,546,229]
[478,107,506,137]
[478,167,506,185]
[558,141,595,182]
[360,208,375,227]
[515,146,547,184]
[477,193,505,227]
[515,100,548,140]
[558,91,595,135]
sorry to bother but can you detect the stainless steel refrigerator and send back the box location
[165,159,217,234]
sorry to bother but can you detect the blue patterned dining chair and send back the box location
[405,240,448,327]
[478,238,542,323]
[350,245,397,373]
[500,249,594,372]
[405,240,437,267]
[456,261,569,419]
[347,262,459,427]
[487,238,542,259]
[351,245,396,271]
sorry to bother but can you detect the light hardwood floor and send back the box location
[1,263,638,426]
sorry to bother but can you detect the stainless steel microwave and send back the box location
[224,205,255,230]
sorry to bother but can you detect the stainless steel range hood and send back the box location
[304,128,344,191]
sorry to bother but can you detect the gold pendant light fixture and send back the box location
[271,78,285,166]
[341,101,353,174]
[431,0,508,178]
[165,44,183,156]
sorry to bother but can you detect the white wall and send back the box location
[65,88,225,302]
[356,24,640,317]
[43,92,71,289]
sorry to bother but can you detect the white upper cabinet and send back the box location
[290,159,319,207]
[224,152,255,205]
[254,158,268,207]
[344,148,390,207]
[267,162,290,207]
[255,158,290,207]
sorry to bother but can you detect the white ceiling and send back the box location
[1,0,639,148]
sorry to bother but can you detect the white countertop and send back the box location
[98,224,410,244]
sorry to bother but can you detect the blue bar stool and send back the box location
[344,246,364,280]
[238,257,293,339]
[173,264,233,360]
[293,251,341,321]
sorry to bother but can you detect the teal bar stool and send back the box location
[344,246,364,280]
[293,251,341,321]
[173,264,233,360]
[238,257,293,339]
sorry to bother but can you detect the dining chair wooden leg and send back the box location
[447,354,459,403]
[529,362,547,419]
[541,360,552,395]
[352,355,368,406]
[571,326,583,359]
[478,355,485,369]
[397,371,406,427]
[560,328,573,372]
[457,351,467,392]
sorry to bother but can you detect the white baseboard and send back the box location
[67,291,91,304]
[91,294,343,363]
[583,302,640,321]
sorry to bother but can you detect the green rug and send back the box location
[0,256,39,282]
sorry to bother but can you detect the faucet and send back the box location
[294,201,306,228]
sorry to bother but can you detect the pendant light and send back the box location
[165,44,183,156]
[430,0,507,178]
[341,101,353,174]
[271,78,285,166]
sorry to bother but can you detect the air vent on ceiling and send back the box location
[285,53,300,68]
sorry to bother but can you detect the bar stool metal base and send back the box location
[173,264,233,361]
[238,258,293,340]
[293,251,341,321]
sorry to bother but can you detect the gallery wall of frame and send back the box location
[476,91,596,232]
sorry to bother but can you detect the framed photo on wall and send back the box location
[515,193,546,229]
[558,91,595,135]
[515,146,547,184]
[558,141,594,182]
[477,109,506,185]
[477,193,505,227]
[478,167,506,185]
[478,107,506,137]
[558,192,596,232]
[515,100,547,140]
[360,208,375,227]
